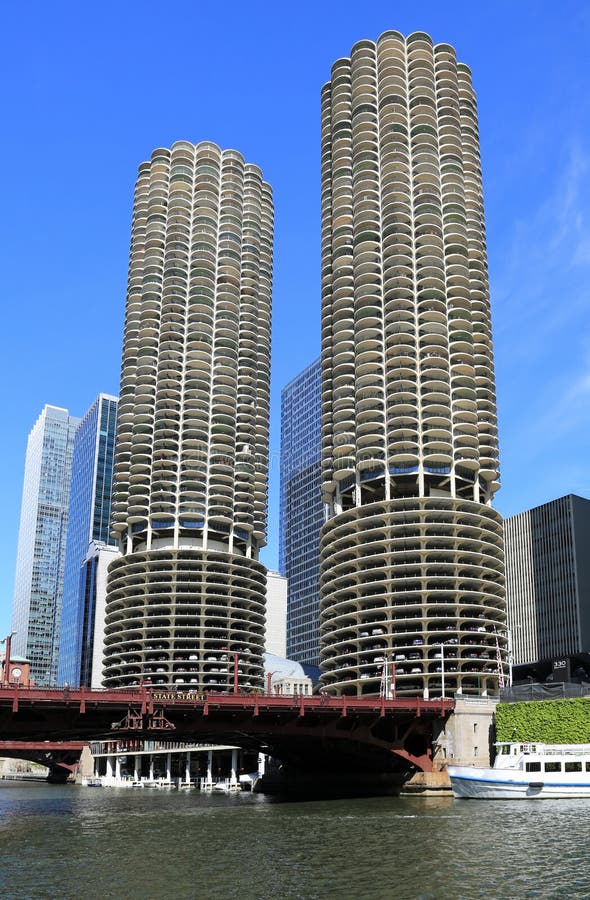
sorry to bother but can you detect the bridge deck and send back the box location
[0,686,454,774]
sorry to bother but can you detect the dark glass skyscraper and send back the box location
[505,495,590,664]
[58,394,118,686]
[280,359,323,665]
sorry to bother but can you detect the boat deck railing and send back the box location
[497,742,590,757]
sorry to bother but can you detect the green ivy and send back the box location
[496,699,590,744]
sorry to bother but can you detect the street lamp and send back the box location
[222,647,240,695]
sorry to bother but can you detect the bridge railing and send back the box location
[0,683,455,716]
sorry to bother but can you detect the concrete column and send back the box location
[230,748,238,787]
[166,753,172,784]
[207,750,213,785]
[134,755,139,782]
[185,751,191,785]
[115,756,121,783]
[108,755,116,781]
[149,755,154,782]
[258,752,266,775]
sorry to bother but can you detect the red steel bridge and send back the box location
[0,685,454,785]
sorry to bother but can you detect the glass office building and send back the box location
[12,405,80,685]
[58,394,118,686]
[280,359,323,665]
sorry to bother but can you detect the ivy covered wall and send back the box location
[496,699,590,744]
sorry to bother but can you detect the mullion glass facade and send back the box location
[280,359,323,665]
[505,495,590,664]
[58,394,118,686]
[12,406,80,685]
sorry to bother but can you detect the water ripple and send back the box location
[0,786,589,899]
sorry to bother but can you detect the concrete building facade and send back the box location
[265,570,287,658]
[279,358,323,665]
[12,405,80,685]
[103,141,273,691]
[319,31,507,697]
[83,542,121,688]
[505,494,590,664]
[58,394,118,686]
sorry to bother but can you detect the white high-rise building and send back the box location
[265,570,287,658]
[319,32,507,697]
[103,141,273,691]
[87,542,121,689]
[12,405,80,684]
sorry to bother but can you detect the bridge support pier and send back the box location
[401,770,452,794]
[46,767,71,784]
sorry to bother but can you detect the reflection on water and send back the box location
[1,783,589,899]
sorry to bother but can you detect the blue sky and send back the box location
[1,0,589,640]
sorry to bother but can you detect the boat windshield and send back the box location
[496,743,537,754]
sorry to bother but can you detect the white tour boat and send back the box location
[448,742,590,799]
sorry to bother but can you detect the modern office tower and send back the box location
[58,394,118,686]
[265,570,288,657]
[280,359,323,665]
[103,141,273,690]
[11,405,80,684]
[505,495,590,665]
[319,31,507,697]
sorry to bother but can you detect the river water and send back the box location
[0,783,588,899]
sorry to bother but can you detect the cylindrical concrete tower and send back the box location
[103,141,273,690]
[319,32,507,697]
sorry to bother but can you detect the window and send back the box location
[525,762,541,773]
[565,761,582,773]
[544,762,562,772]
